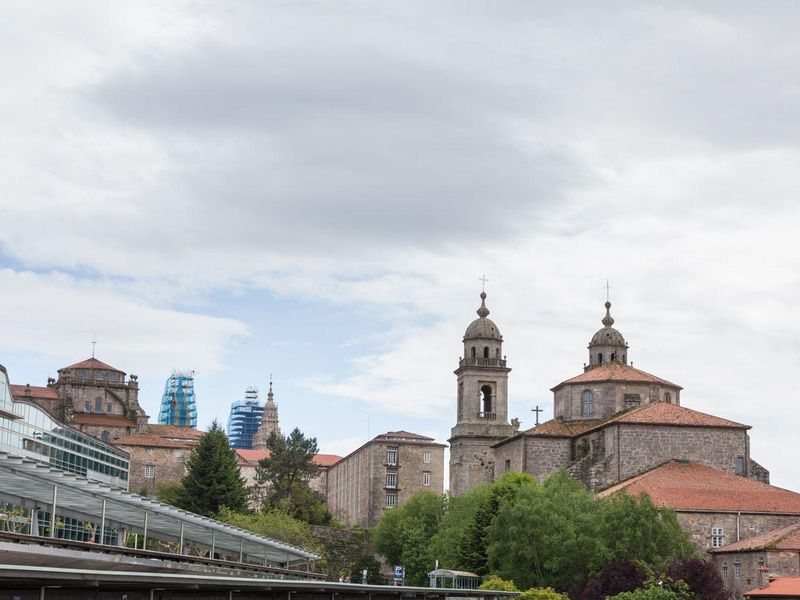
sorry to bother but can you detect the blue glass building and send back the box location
[226,387,263,449]
[158,370,197,428]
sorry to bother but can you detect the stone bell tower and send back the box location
[449,291,514,496]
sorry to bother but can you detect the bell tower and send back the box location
[449,291,514,496]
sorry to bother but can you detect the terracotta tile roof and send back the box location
[745,578,800,597]
[598,460,800,514]
[711,522,800,553]
[71,414,138,427]
[610,401,749,430]
[523,418,606,437]
[113,424,203,448]
[61,357,124,373]
[235,449,342,467]
[378,431,434,441]
[10,384,59,400]
[552,362,682,391]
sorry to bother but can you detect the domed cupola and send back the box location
[587,301,629,369]
[464,292,503,341]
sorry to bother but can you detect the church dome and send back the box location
[464,292,502,340]
[589,301,627,348]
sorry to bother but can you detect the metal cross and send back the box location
[479,274,489,292]
[91,335,97,358]
[605,279,612,302]
[531,405,544,426]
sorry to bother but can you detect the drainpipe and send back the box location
[736,512,741,542]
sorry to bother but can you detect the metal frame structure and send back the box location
[157,370,197,428]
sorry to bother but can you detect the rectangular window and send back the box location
[144,465,155,478]
[385,492,396,508]
[387,447,397,466]
[736,456,746,476]
[711,527,725,548]
[386,471,397,488]
[749,522,756,531]
[505,459,511,472]
[422,471,431,486]
[722,562,728,579]
[84,401,91,412]
[734,560,741,580]
[106,403,113,413]
[423,451,431,464]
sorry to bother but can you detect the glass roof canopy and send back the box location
[0,450,318,567]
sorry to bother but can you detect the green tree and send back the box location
[156,481,183,506]
[216,506,317,550]
[175,421,248,517]
[608,580,692,600]
[373,491,444,586]
[256,428,330,523]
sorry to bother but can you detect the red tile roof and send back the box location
[235,449,342,467]
[552,363,682,391]
[520,402,748,440]
[10,384,59,400]
[711,522,800,553]
[611,401,748,429]
[71,414,138,428]
[61,357,124,373]
[599,461,800,514]
[746,578,800,597]
[113,424,203,448]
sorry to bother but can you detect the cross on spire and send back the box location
[605,279,612,302]
[479,274,489,292]
[91,335,97,358]
[531,404,544,426]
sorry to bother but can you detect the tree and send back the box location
[607,580,692,600]
[576,561,648,600]
[176,421,248,516]
[666,558,731,600]
[256,428,330,523]
[349,553,386,584]
[480,576,519,591]
[373,491,444,586]
[517,588,569,600]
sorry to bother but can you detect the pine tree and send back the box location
[176,421,248,517]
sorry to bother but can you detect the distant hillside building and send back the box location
[227,387,264,449]
[325,431,446,528]
[10,356,148,443]
[158,370,197,428]
[114,424,204,496]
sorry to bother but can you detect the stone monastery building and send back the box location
[450,291,770,496]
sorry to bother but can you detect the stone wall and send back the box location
[118,445,189,496]
[678,511,800,554]
[523,437,573,482]
[449,434,504,496]
[554,381,681,421]
[713,547,800,600]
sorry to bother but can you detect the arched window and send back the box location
[471,347,476,358]
[581,390,594,417]
[665,392,672,404]
[598,353,604,364]
[483,346,489,358]
[94,397,102,412]
[480,385,493,414]
[100,431,110,443]
[610,352,616,362]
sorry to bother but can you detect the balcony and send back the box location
[459,357,507,368]
[478,412,497,420]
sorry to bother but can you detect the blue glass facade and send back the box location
[158,370,197,428]
[0,364,130,489]
[226,388,263,449]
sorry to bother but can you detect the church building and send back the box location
[450,292,770,495]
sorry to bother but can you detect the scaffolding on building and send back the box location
[227,387,263,449]
[158,371,197,428]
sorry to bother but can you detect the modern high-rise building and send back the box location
[226,387,263,449]
[157,370,197,428]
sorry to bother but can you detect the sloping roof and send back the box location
[71,414,138,428]
[522,418,605,438]
[611,401,748,429]
[378,430,434,441]
[746,578,800,597]
[711,522,800,553]
[598,460,800,514]
[552,362,682,391]
[61,357,124,373]
[235,449,342,467]
[114,424,203,448]
[9,384,59,400]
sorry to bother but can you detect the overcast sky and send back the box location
[1,2,799,489]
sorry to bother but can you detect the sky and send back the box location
[1,2,799,489]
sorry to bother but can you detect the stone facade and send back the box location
[553,380,681,421]
[114,424,203,496]
[326,431,445,528]
[252,381,281,450]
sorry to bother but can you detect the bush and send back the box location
[480,575,519,591]
[517,588,569,600]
